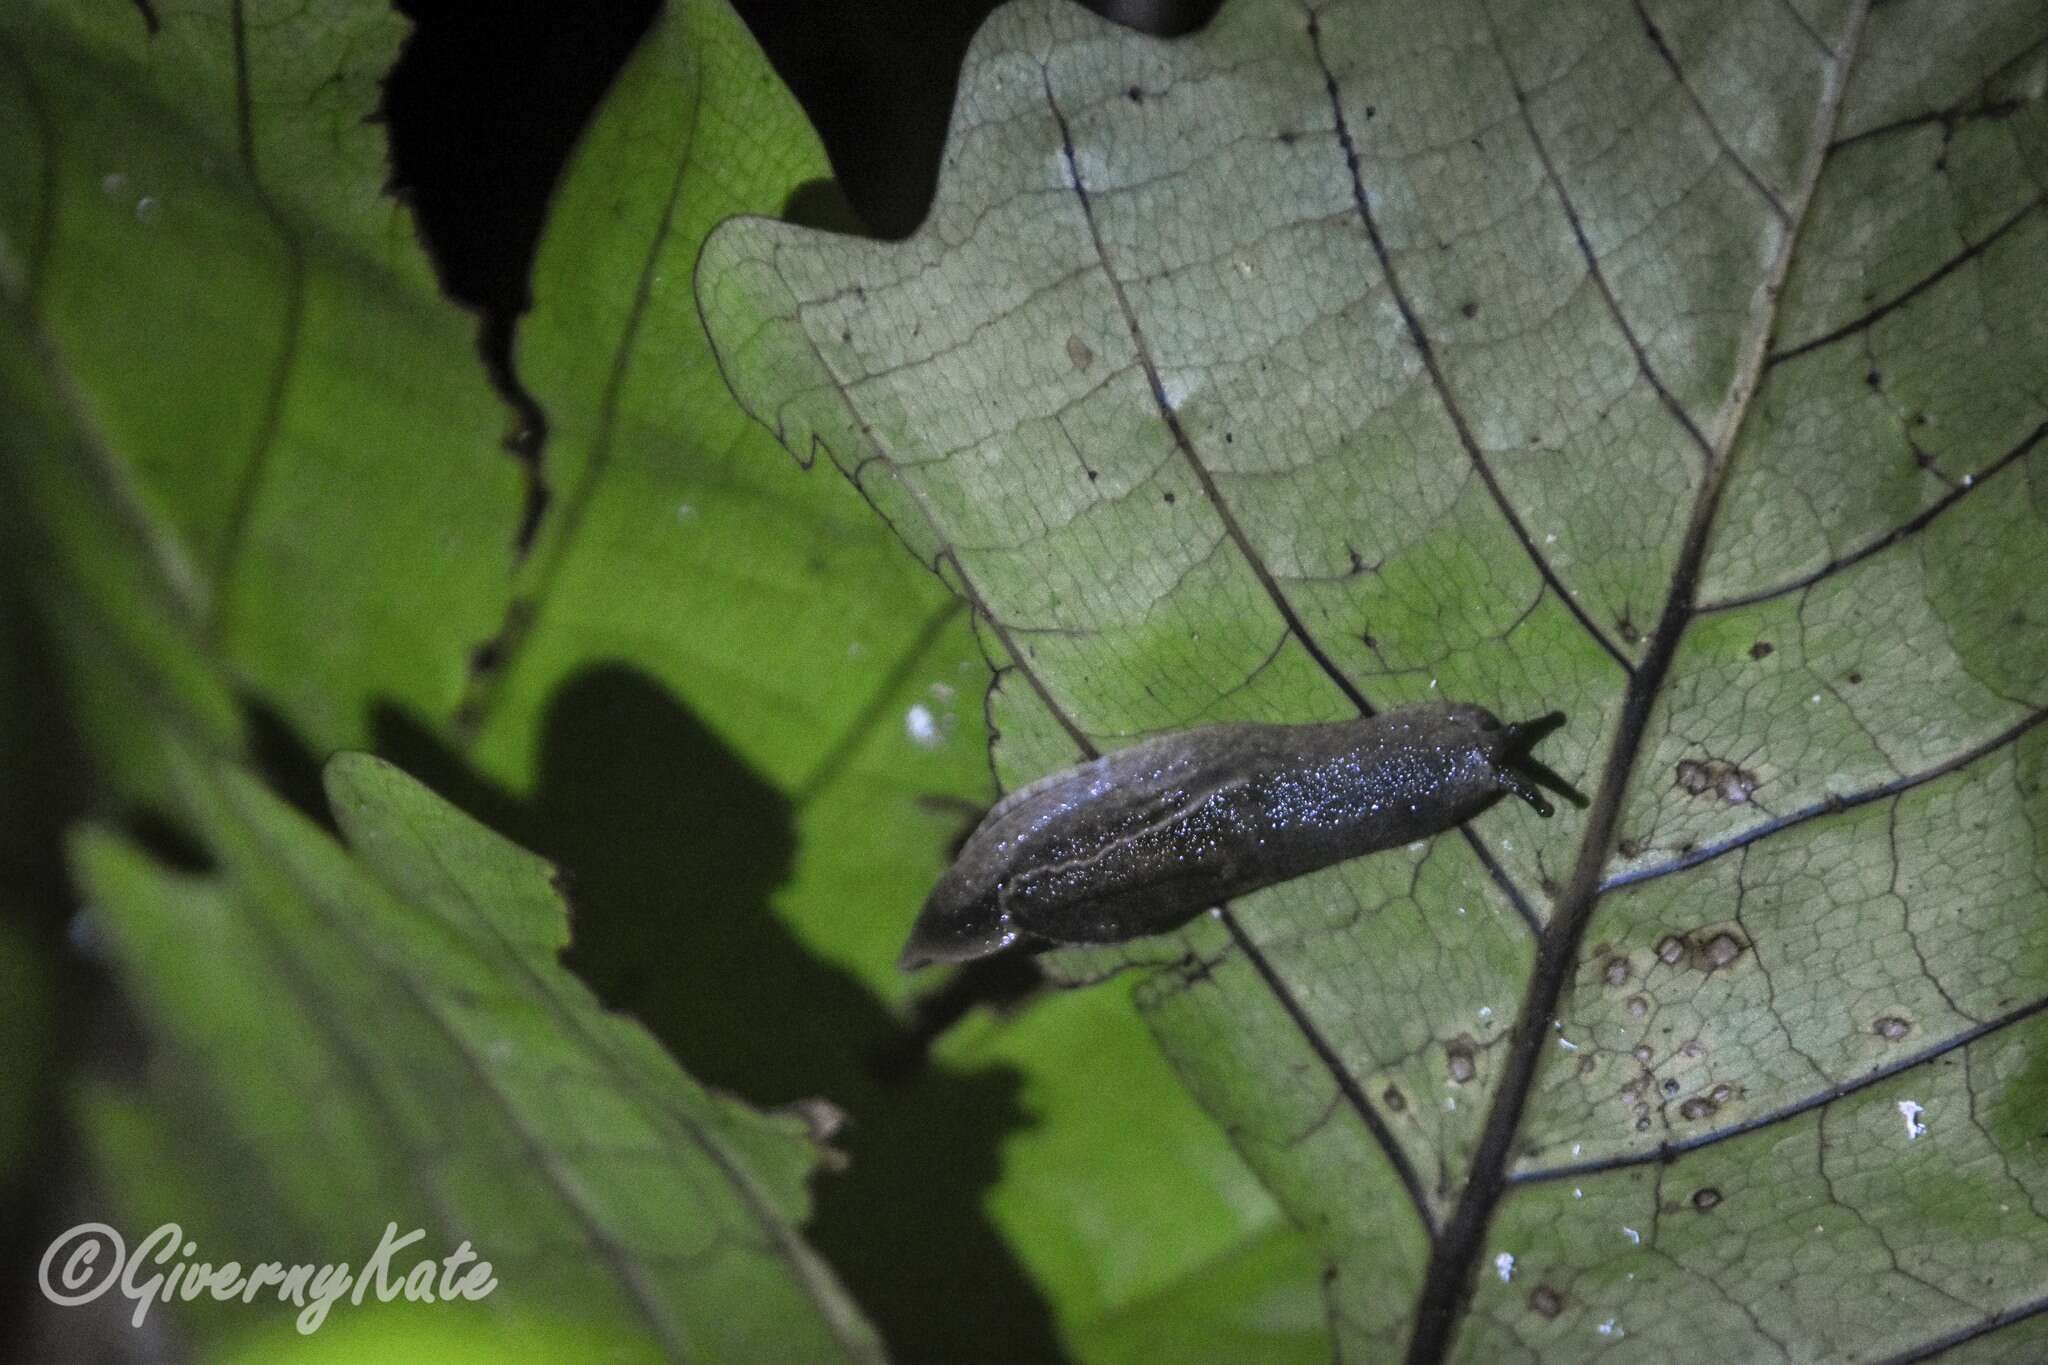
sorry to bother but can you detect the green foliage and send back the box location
[1,0,1313,1358]
[699,0,2048,1357]
[73,749,883,1359]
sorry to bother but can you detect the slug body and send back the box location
[900,702,1569,970]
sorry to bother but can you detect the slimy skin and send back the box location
[899,703,1572,970]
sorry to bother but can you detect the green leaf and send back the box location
[698,0,2048,1357]
[2,0,1313,1356]
[71,748,884,1361]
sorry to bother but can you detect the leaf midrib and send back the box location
[1401,3,1869,1356]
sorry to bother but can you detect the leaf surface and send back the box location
[698,0,2048,1356]
[72,749,885,1360]
[0,0,1312,1356]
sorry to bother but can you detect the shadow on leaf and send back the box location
[364,665,1066,1365]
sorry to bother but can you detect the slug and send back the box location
[900,702,1575,969]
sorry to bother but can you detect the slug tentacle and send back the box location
[902,700,1576,969]
[1499,710,1586,815]
[1492,765,1555,818]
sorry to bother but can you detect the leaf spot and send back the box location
[1675,757,1758,804]
[1446,1036,1478,1085]
[1694,933,1746,972]
[1528,1285,1564,1318]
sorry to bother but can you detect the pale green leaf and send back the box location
[699,0,2048,1357]
[71,748,885,1362]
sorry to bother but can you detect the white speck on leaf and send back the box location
[1622,1226,1640,1245]
[1597,1318,1622,1337]
[1494,1252,1515,1282]
[1898,1099,1928,1139]
[906,703,942,748]
[101,172,127,197]
[929,681,956,703]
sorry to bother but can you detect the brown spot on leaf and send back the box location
[1446,1036,1478,1085]
[1619,835,1648,858]
[1632,1044,1654,1066]
[1066,334,1095,370]
[1679,1095,1718,1121]
[1625,994,1649,1019]
[1874,1016,1911,1042]
[1577,1054,1597,1075]
[1602,956,1631,988]
[1528,1285,1564,1318]
[1675,757,1758,804]
[1656,934,1688,965]
[1750,640,1774,660]
[1383,1085,1407,1113]
[1460,300,1478,319]
[1692,1187,1722,1212]
[1695,933,1745,971]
